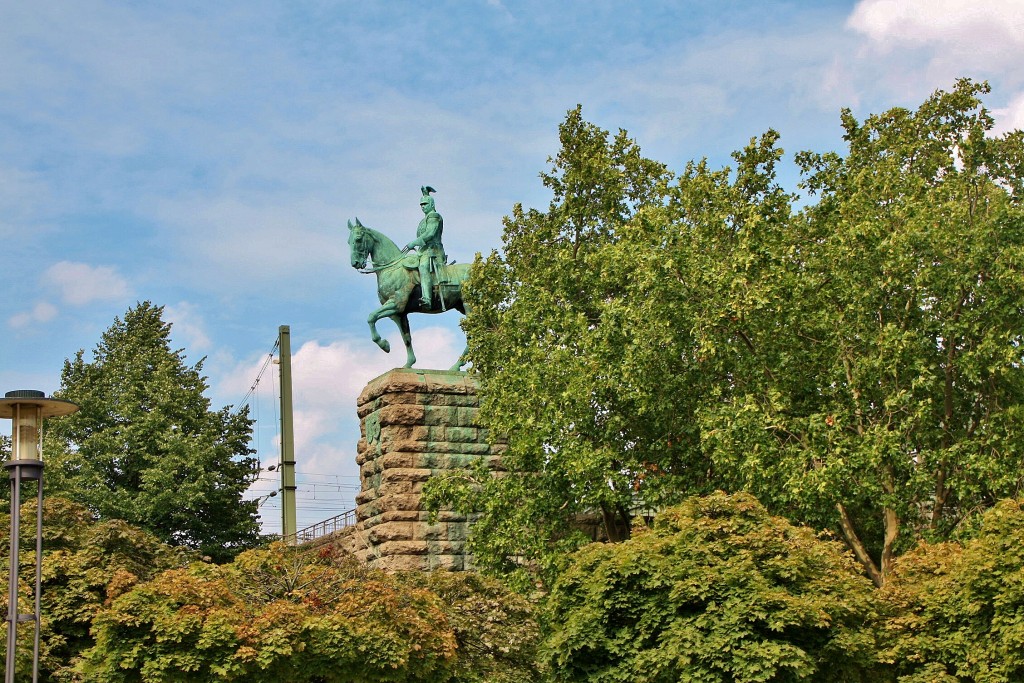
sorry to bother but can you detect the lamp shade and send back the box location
[0,390,79,462]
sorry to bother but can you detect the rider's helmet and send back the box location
[419,185,437,213]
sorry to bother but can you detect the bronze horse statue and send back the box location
[347,218,470,370]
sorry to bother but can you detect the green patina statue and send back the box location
[347,187,471,371]
[402,186,446,308]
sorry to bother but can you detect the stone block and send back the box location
[378,404,426,426]
[381,424,429,442]
[372,493,422,513]
[358,369,471,406]
[427,555,465,571]
[378,510,425,524]
[419,393,480,408]
[446,426,480,443]
[368,522,418,544]
[375,540,430,556]
[375,391,421,408]
[381,468,433,483]
[415,522,470,542]
[454,406,481,427]
[421,405,458,426]
[376,479,417,496]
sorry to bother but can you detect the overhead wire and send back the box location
[234,334,367,534]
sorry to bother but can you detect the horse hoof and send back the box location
[379,340,391,353]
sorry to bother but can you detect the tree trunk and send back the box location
[881,506,900,578]
[600,502,629,543]
[836,503,884,588]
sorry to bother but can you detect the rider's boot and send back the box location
[419,263,433,308]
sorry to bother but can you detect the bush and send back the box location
[880,499,1024,682]
[543,492,883,682]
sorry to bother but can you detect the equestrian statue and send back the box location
[347,186,471,371]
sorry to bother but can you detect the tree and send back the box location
[438,106,694,585]
[0,497,187,682]
[405,570,543,683]
[699,79,1024,585]
[45,302,260,561]
[447,80,1024,587]
[543,493,883,683]
[81,541,541,682]
[435,106,798,585]
[878,498,1024,682]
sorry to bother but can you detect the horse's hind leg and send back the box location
[392,314,416,368]
[450,300,469,372]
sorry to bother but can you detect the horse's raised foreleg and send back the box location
[368,302,400,354]
[391,314,416,368]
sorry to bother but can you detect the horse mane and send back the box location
[361,224,403,266]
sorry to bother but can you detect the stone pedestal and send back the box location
[340,368,503,571]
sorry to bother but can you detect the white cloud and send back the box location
[164,301,211,352]
[287,326,462,475]
[847,0,1024,83]
[992,94,1024,135]
[848,0,1024,49]
[219,325,463,530]
[8,302,58,329]
[44,261,130,306]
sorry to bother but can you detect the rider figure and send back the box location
[403,186,446,308]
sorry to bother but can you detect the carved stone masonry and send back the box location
[338,368,504,571]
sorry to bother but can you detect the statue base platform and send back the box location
[333,368,504,571]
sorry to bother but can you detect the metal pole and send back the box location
[278,326,297,543]
[31,473,42,683]
[6,467,21,683]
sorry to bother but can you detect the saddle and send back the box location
[401,255,457,287]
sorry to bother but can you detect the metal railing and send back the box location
[286,508,357,545]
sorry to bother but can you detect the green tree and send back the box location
[447,80,1024,587]
[46,302,260,561]
[81,541,541,683]
[406,570,543,683]
[543,493,883,683]
[879,498,1024,682]
[0,497,187,682]
[437,106,692,586]
[700,79,1024,585]
[434,106,796,586]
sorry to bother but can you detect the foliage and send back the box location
[879,498,1024,682]
[542,492,883,683]
[80,541,539,682]
[406,570,543,682]
[700,78,1024,586]
[45,301,261,561]
[439,105,700,585]
[448,80,1024,587]
[0,497,187,682]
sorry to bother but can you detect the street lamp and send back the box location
[0,391,78,683]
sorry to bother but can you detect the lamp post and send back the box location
[0,391,78,683]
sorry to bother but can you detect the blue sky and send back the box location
[3,0,1024,533]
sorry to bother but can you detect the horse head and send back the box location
[347,217,370,269]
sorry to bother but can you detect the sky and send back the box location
[3,0,1024,534]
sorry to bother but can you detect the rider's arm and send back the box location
[403,214,441,251]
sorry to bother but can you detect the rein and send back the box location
[356,230,408,273]
[358,256,404,274]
